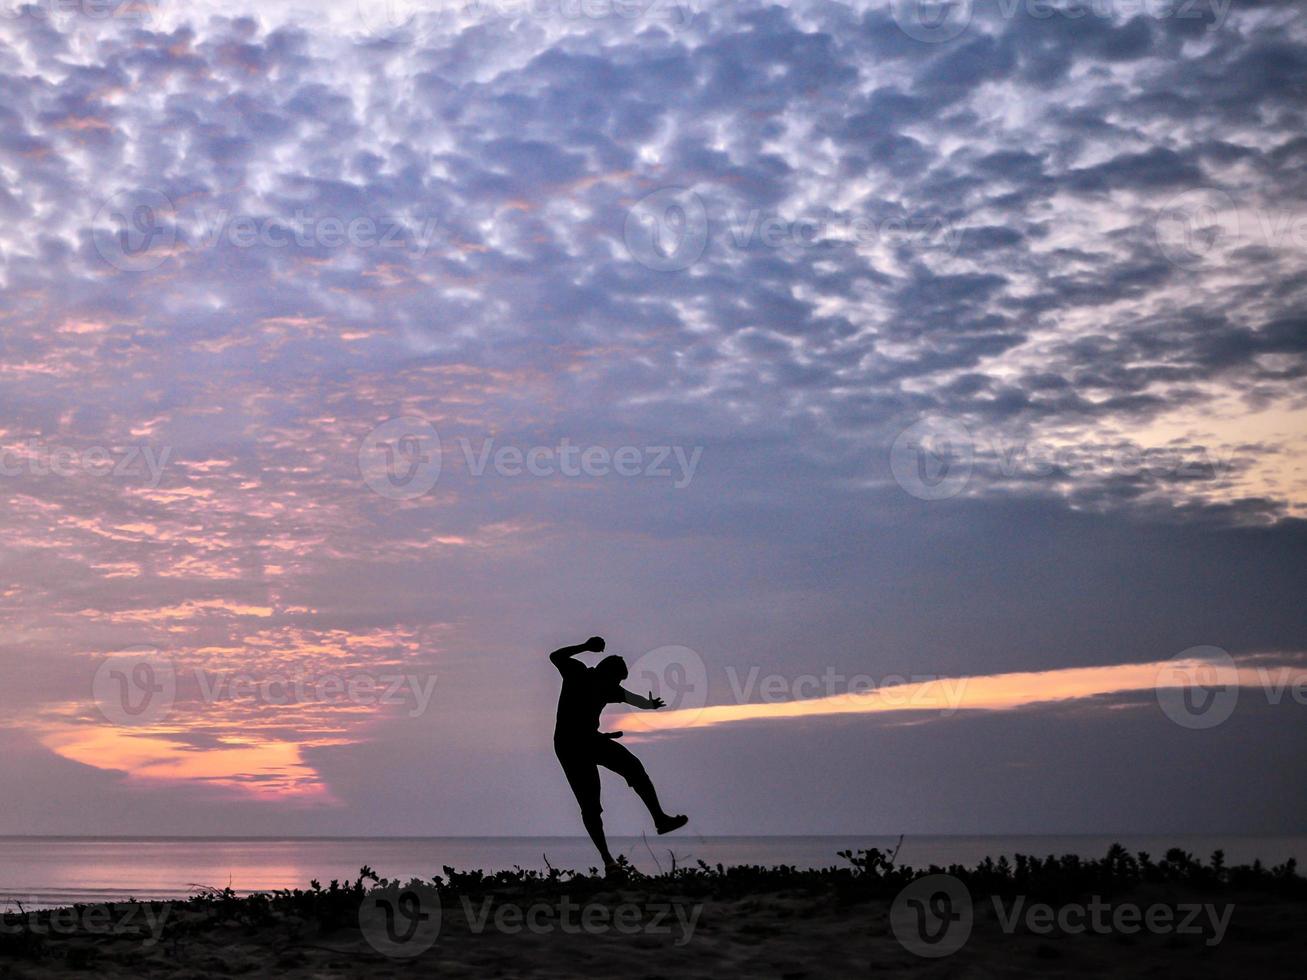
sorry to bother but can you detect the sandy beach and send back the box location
[2,848,1303,978]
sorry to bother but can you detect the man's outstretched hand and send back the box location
[647,691,665,709]
[584,635,606,652]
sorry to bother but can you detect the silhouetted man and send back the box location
[550,636,688,872]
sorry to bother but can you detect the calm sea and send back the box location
[1,836,1302,909]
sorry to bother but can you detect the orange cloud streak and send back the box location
[40,725,339,802]
[623,658,1307,735]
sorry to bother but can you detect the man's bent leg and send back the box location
[596,740,670,823]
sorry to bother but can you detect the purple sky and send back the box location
[0,0,1304,837]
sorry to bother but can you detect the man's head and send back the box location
[595,654,628,684]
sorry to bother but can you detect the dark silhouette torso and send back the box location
[553,659,622,742]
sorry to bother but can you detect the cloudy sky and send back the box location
[0,0,1304,837]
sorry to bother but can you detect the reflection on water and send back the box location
[2,835,1303,909]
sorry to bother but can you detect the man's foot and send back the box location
[603,858,627,878]
[655,814,688,835]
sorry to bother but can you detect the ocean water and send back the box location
[1,835,1302,910]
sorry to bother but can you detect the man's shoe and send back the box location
[656,814,688,835]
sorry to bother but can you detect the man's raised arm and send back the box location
[549,635,605,668]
